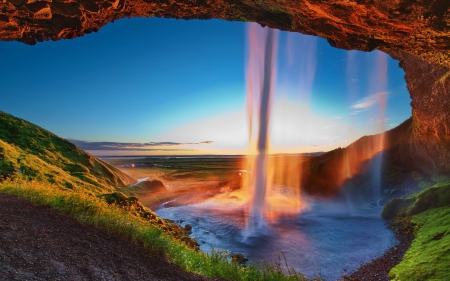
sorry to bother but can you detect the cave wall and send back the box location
[393,51,450,171]
[1,0,450,169]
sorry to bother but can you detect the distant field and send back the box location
[103,156,245,181]
[102,155,313,208]
[102,154,313,182]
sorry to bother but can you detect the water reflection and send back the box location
[155,197,395,280]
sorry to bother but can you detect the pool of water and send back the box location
[155,198,396,280]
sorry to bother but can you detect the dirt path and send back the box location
[0,193,218,281]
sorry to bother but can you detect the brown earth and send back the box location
[0,193,221,281]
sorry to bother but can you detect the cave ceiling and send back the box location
[0,0,449,67]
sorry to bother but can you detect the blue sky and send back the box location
[0,18,411,155]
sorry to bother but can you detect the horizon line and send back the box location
[95,151,326,158]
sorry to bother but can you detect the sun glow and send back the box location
[192,24,310,225]
[270,98,353,150]
[243,23,308,223]
[204,25,391,224]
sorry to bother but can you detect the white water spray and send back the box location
[246,24,278,229]
[369,52,387,199]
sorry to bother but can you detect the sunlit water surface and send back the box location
[155,199,395,280]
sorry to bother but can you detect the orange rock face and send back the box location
[393,51,450,171]
[0,0,449,66]
[0,0,449,169]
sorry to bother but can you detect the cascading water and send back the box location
[358,52,388,202]
[245,24,278,229]
[244,24,316,228]
[155,27,399,279]
[370,52,387,200]
[339,50,389,204]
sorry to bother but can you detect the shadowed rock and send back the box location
[136,179,168,193]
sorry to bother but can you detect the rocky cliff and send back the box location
[392,51,450,172]
[298,117,415,197]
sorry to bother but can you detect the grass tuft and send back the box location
[0,180,319,281]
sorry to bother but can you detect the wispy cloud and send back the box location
[68,140,214,151]
[350,91,388,114]
[369,118,389,125]
[350,110,367,115]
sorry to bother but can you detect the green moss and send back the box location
[383,181,450,280]
[389,206,450,281]
[382,181,450,219]
[65,163,90,174]
[381,197,416,219]
[0,139,104,194]
[408,182,450,216]
[0,158,14,175]
[0,110,133,191]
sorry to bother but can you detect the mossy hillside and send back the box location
[99,191,200,250]
[0,140,109,194]
[0,111,133,190]
[381,181,450,281]
[0,181,319,281]
[382,181,450,219]
[389,206,450,281]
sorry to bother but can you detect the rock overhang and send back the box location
[0,0,449,66]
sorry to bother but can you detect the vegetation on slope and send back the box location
[0,181,319,281]
[0,139,108,194]
[0,110,133,192]
[382,181,450,281]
